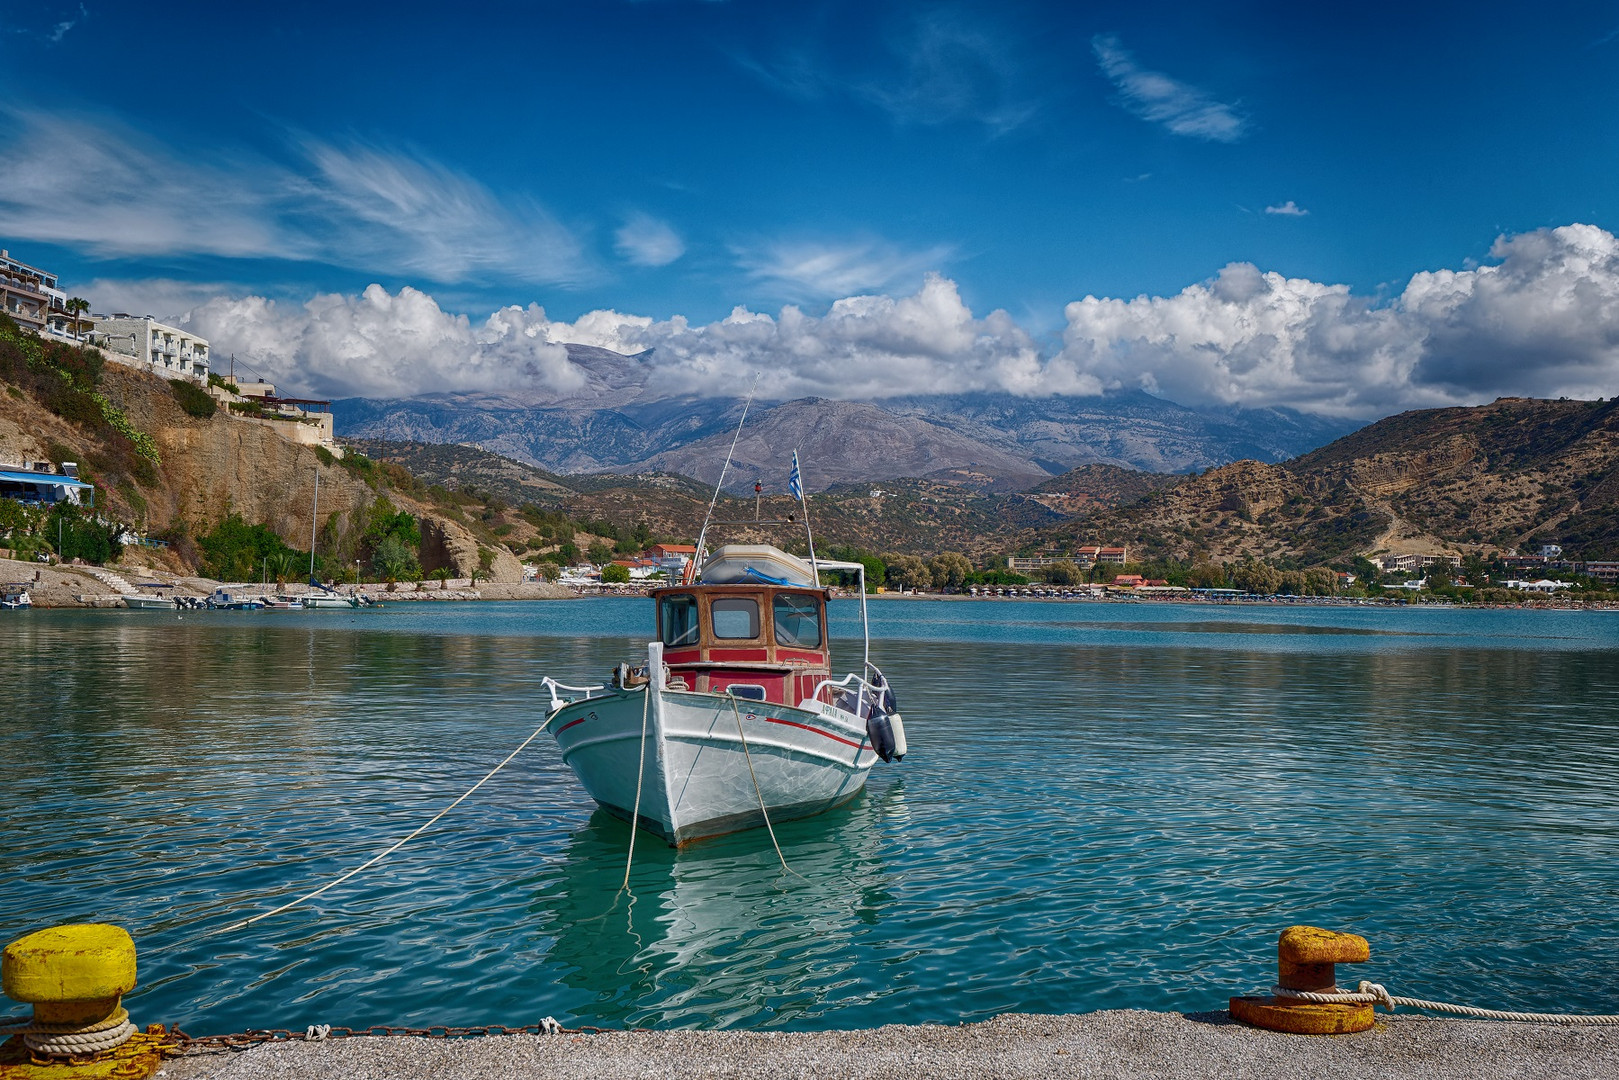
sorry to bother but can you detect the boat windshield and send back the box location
[659,593,700,646]
[711,597,760,639]
[772,593,822,648]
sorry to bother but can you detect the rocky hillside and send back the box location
[1026,397,1619,564]
[0,340,528,581]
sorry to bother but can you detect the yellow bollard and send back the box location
[1,924,167,1079]
[1228,925,1376,1034]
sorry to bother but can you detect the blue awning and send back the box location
[0,471,94,488]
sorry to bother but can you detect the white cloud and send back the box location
[0,110,589,286]
[158,224,1619,415]
[1056,224,1619,416]
[175,274,1053,402]
[1265,200,1308,216]
[614,213,685,267]
[181,286,580,400]
[1092,35,1247,142]
[735,237,955,301]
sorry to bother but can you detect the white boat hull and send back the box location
[550,685,877,845]
[302,594,359,609]
[121,595,175,610]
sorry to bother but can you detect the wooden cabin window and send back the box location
[659,593,700,646]
[710,596,760,639]
[772,593,822,648]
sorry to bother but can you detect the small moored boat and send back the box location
[542,405,907,847]
[1,584,31,609]
[543,544,904,845]
[121,593,177,610]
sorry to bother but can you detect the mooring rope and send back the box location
[1272,982,1619,1024]
[726,694,803,880]
[180,715,556,943]
[620,685,653,891]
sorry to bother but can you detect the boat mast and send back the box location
[309,465,319,584]
[692,373,759,576]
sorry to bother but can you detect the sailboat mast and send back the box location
[309,466,319,582]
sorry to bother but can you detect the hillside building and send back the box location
[1006,546,1127,571]
[90,314,209,382]
[1373,553,1461,573]
[1580,561,1618,584]
[0,249,55,335]
[0,460,94,507]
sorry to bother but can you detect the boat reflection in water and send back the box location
[532,780,906,1029]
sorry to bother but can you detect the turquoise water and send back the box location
[2,599,1617,1032]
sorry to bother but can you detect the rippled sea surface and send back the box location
[2,598,1617,1032]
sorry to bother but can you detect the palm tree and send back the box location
[64,297,90,341]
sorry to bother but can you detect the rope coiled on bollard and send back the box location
[1270,982,1619,1025]
[16,1006,138,1056]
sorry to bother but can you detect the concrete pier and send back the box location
[161,1011,1619,1080]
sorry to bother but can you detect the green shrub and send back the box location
[168,379,217,419]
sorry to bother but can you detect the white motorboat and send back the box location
[121,593,176,610]
[1,584,30,609]
[542,404,906,847]
[300,592,360,609]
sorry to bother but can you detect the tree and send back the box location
[433,566,451,589]
[371,535,419,584]
[268,551,297,585]
[1043,559,1083,586]
[1230,559,1282,595]
[883,554,933,591]
[929,552,973,590]
[601,563,631,584]
[65,297,89,341]
[587,541,613,564]
[538,561,561,582]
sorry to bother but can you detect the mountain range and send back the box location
[331,343,1361,489]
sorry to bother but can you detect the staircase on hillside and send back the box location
[87,567,136,595]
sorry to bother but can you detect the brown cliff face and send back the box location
[0,361,523,579]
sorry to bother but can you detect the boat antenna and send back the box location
[692,372,760,577]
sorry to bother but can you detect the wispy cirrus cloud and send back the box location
[0,110,591,286]
[1092,34,1247,142]
[614,212,685,267]
[738,11,1037,133]
[734,236,954,301]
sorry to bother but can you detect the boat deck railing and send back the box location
[804,670,886,718]
[542,677,606,712]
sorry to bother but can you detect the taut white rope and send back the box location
[204,716,556,937]
[1271,982,1619,1024]
[620,685,653,891]
[726,693,803,880]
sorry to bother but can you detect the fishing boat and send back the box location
[541,397,907,846]
[0,584,30,609]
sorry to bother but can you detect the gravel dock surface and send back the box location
[160,1011,1619,1080]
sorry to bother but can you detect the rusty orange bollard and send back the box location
[1229,925,1376,1034]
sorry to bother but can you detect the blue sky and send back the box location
[4,1,1619,413]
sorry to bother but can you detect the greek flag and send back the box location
[788,451,803,501]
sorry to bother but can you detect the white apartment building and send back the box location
[90,314,209,381]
